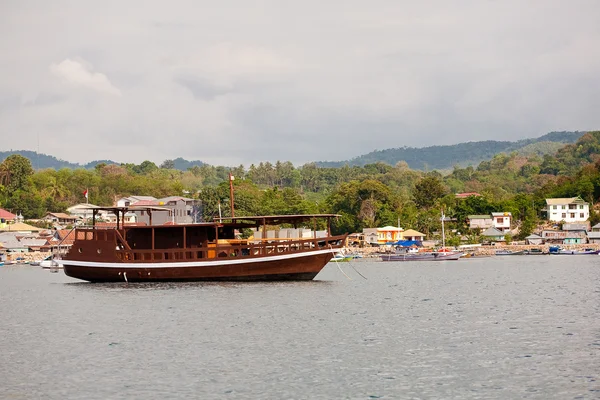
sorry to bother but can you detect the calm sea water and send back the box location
[1,257,599,399]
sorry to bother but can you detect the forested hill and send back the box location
[0,131,585,171]
[0,151,204,171]
[316,131,586,170]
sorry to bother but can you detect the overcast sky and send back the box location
[1,1,599,167]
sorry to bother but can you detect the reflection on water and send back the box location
[1,257,599,399]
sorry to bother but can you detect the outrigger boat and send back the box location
[61,206,347,282]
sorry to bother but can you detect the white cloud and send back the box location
[1,0,599,166]
[50,59,122,96]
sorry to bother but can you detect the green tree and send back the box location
[413,175,447,209]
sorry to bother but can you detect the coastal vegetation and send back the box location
[1,131,599,242]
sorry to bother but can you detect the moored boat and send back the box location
[495,249,525,256]
[381,249,463,262]
[525,248,546,255]
[548,246,599,255]
[62,207,346,282]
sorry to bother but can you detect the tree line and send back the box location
[1,131,599,242]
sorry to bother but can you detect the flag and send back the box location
[83,189,88,199]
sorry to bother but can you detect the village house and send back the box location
[401,229,426,241]
[0,208,16,224]
[491,212,512,232]
[468,213,512,231]
[116,196,158,207]
[541,230,587,244]
[525,233,544,245]
[544,197,589,223]
[43,212,80,227]
[363,226,404,246]
[66,203,111,222]
[467,215,493,230]
[481,227,506,243]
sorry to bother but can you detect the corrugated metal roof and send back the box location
[545,197,588,205]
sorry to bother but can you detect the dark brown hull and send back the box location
[63,251,334,282]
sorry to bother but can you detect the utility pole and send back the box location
[229,172,235,218]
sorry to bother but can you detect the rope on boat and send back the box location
[328,245,352,280]
[328,245,352,279]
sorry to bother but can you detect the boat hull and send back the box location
[63,250,334,282]
[380,252,463,262]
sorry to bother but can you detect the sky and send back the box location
[1,0,599,167]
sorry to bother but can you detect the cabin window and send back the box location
[561,213,566,218]
[580,205,584,209]
[97,249,102,254]
[78,248,83,253]
[553,205,557,209]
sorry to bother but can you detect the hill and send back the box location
[316,131,586,170]
[0,131,585,171]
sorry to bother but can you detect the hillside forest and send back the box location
[1,131,600,245]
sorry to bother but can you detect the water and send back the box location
[1,257,599,399]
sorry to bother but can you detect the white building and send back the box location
[545,197,589,223]
[491,212,512,232]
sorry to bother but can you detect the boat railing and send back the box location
[113,234,347,263]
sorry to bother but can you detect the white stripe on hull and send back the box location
[63,248,335,269]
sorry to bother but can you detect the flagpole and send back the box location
[229,173,235,218]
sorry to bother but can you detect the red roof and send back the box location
[0,208,16,220]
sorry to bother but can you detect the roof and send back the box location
[377,226,404,231]
[387,240,423,247]
[158,196,194,203]
[546,197,588,205]
[0,208,16,220]
[0,222,43,232]
[67,203,99,212]
[525,234,543,239]
[402,229,425,237]
[130,200,159,206]
[55,229,76,241]
[129,195,158,202]
[481,227,506,237]
[587,232,600,239]
[563,223,588,231]
[468,215,492,220]
[491,212,512,217]
[45,212,78,220]
[0,233,26,249]
[19,238,49,247]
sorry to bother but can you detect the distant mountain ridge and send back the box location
[0,151,205,171]
[316,131,586,170]
[0,131,586,171]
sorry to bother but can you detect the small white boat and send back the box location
[40,256,64,269]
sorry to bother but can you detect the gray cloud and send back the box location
[1,0,599,166]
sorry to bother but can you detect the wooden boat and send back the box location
[525,248,546,255]
[495,249,525,256]
[548,246,600,255]
[61,207,347,282]
[381,249,463,261]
